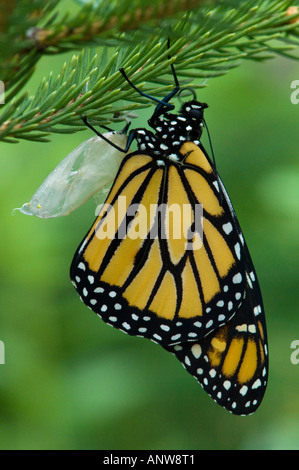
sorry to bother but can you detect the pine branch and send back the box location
[0,0,206,96]
[0,0,298,143]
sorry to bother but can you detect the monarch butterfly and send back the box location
[70,64,268,415]
[18,129,129,218]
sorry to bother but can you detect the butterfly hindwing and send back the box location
[166,263,268,415]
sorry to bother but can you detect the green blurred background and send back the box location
[0,41,299,450]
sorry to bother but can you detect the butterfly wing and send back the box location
[70,141,250,347]
[166,266,268,415]
[165,166,268,415]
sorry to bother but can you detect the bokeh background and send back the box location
[0,34,298,450]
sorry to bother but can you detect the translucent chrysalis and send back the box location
[18,132,128,218]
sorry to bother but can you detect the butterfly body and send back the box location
[70,92,268,415]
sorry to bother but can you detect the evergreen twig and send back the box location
[0,0,298,143]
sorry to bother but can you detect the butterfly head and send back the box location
[180,100,208,123]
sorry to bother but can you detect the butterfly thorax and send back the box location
[134,100,208,162]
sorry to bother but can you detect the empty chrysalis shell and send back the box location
[18,132,129,218]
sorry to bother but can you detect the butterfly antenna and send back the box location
[167,36,180,90]
[120,68,176,109]
[203,118,215,168]
[203,118,224,204]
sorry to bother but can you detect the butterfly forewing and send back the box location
[71,141,248,346]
